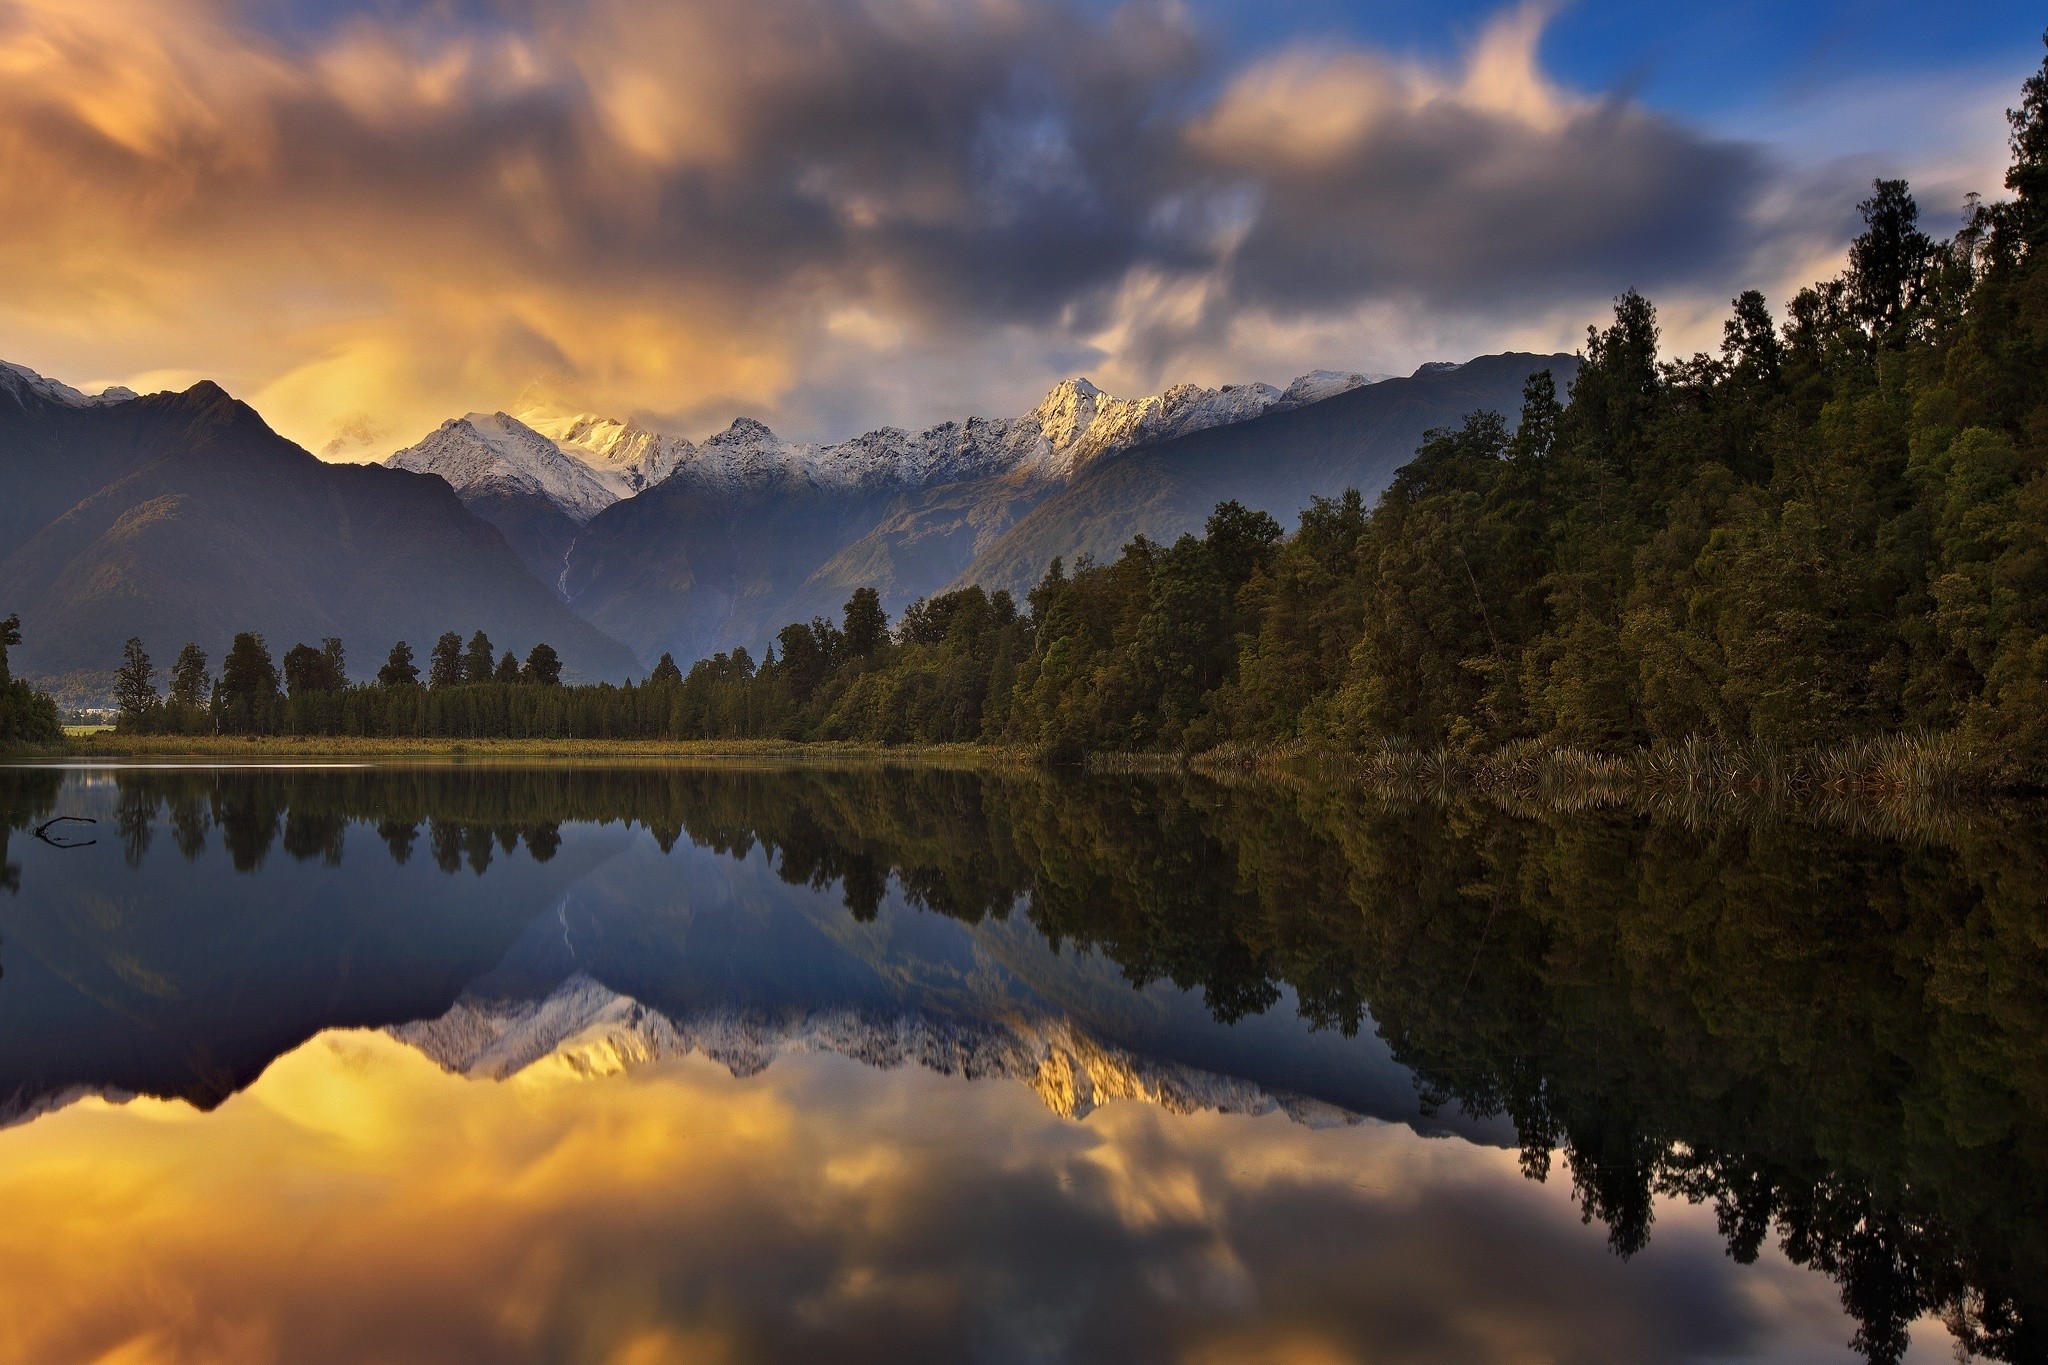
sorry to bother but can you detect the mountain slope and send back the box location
[956,352,1577,599]
[385,412,623,584]
[0,367,639,686]
[563,356,1570,667]
[564,478,901,668]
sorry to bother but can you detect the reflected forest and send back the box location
[4,764,2043,1362]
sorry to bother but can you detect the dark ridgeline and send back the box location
[0,762,2042,1362]
[0,373,639,686]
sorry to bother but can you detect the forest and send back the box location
[81,49,2048,780]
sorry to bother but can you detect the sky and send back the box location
[0,0,2040,458]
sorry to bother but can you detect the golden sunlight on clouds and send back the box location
[0,1029,1869,1364]
[1191,2,1573,169]
[0,0,1802,454]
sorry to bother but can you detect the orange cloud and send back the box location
[0,0,1795,457]
[0,1028,1869,1363]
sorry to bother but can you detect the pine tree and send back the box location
[428,632,464,689]
[322,637,346,686]
[494,650,521,683]
[116,638,158,718]
[169,643,209,708]
[463,630,495,684]
[283,642,345,695]
[0,613,18,686]
[843,588,888,662]
[219,634,280,712]
[650,653,683,685]
[522,642,563,687]
[378,641,420,687]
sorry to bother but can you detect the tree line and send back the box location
[91,43,2048,777]
[114,628,566,737]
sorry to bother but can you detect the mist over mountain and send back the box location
[0,364,639,689]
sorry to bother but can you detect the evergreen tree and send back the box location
[0,613,60,746]
[428,632,464,689]
[217,633,278,729]
[650,653,683,686]
[1846,179,1934,343]
[116,638,158,719]
[463,630,495,684]
[522,642,563,686]
[378,641,420,688]
[169,644,209,708]
[322,637,346,686]
[494,650,521,683]
[283,642,345,695]
[843,588,888,662]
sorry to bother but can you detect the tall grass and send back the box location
[1188,730,2011,839]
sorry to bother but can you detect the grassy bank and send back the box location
[32,733,1025,767]
[16,728,2032,805]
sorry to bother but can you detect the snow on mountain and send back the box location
[390,973,1362,1126]
[386,412,621,522]
[519,409,692,498]
[394,367,1383,519]
[1022,378,1286,479]
[1273,370,1388,411]
[0,360,138,410]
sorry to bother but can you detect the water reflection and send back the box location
[0,763,2041,1363]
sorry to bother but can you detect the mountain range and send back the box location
[0,362,637,688]
[386,355,1572,671]
[0,350,1574,694]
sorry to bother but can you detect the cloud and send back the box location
[0,1029,1874,1363]
[0,0,1867,452]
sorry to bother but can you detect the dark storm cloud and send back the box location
[0,0,1798,447]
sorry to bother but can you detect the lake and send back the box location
[0,762,2040,1364]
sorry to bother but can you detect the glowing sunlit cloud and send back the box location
[0,1029,1883,1364]
[0,0,1963,455]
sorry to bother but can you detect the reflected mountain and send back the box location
[0,762,2042,1362]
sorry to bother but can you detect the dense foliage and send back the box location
[0,613,62,748]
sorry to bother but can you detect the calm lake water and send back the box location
[0,763,2040,1365]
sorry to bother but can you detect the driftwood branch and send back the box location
[32,816,97,849]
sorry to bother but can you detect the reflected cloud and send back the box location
[0,1032,1869,1364]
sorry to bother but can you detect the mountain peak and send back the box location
[716,416,781,442]
[0,360,140,410]
[387,409,619,523]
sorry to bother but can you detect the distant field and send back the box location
[62,724,115,737]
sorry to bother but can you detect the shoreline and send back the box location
[7,734,1028,767]
[5,730,2034,798]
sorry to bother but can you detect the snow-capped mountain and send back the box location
[387,411,621,523]
[391,974,1361,1127]
[0,360,138,411]
[387,370,1389,519]
[519,409,690,498]
[1275,369,1390,410]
